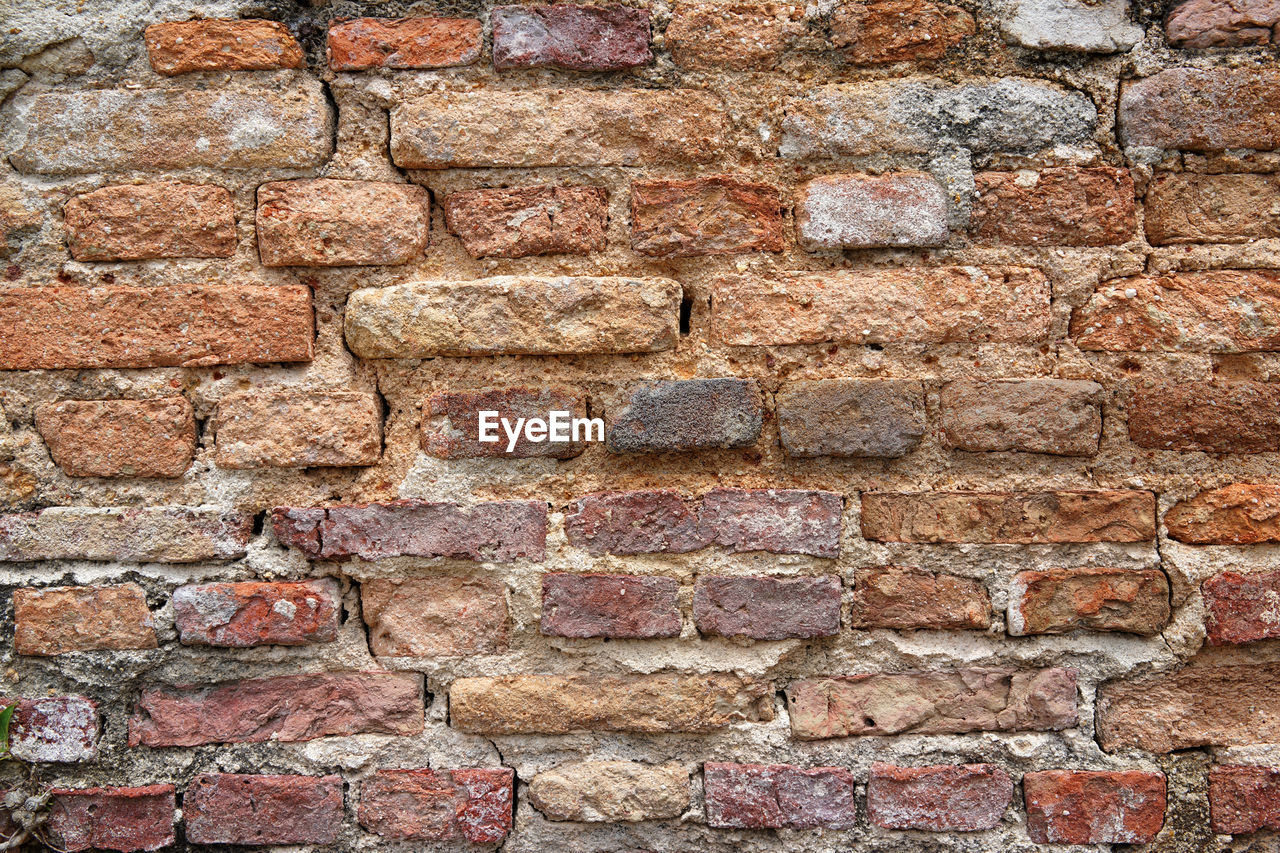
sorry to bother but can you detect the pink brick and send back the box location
[1024,770,1166,844]
[173,578,340,647]
[700,488,843,558]
[1209,765,1280,834]
[1,696,98,762]
[694,575,841,640]
[184,774,343,846]
[796,172,949,249]
[46,786,176,853]
[541,573,681,639]
[359,768,514,843]
[565,490,705,555]
[1203,569,1280,645]
[492,4,651,70]
[867,763,1012,831]
[704,762,856,829]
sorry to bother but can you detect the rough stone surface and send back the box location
[564,490,705,555]
[776,380,926,458]
[1145,173,1280,244]
[867,763,1013,831]
[630,177,784,257]
[940,380,1103,456]
[358,768,513,843]
[1129,381,1280,452]
[443,186,607,258]
[64,183,236,261]
[35,398,196,478]
[541,573,680,639]
[1209,765,1280,834]
[1023,771,1167,844]
[184,774,342,846]
[14,583,156,655]
[666,2,803,69]
[328,17,483,69]
[173,579,340,647]
[703,762,857,829]
[1166,0,1280,46]
[1120,69,1280,151]
[1000,0,1143,52]
[795,172,949,249]
[362,576,509,656]
[492,4,652,70]
[831,0,975,63]
[422,387,587,459]
[700,489,844,557]
[46,786,176,853]
[849,568,992,630]
[1008,568,1171,636]
[0,507,253,562]
[694,575,842,640]
[528,761,689,822]
[144,19,303,74]
[4,696,99,763]
[970,168,1136,246]
[1202,570,1280,645]
[607,378,763,452]
[213,390,382,469]
[1165,484,1280,544]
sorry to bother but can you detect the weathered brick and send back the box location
[1165,484,1280,544]
[795,172,949,250]
[345,277,680,358]
[1166,0,1280,46]
[530,761,688,822]
[173,578,340,647]
[831,0,975,62]
[712,267,1050,346]
[145,19,303,74]
[1209,765,1280,834]
[128,672,423,746]
[704,762,856,829]
[694,575,841,640]
[46,786,176,853]
[1130,381,1280,451]
[328,17,482,69]
[492,4,651,70]
[257,179,428,267]
[422,387,588,459]
[214,390,381,469]
[776,380,925,458]
[861,491,1156,543]
[1203,570,1280,645]
[10,83,332,174]
[850,568,991,630]
[391,91,727,168]
[359,768,513,843]
[701,489,843,557]
[787,668,1079,738]
[2,696,98,763]
[1001,0,1143,51]
[363,576,509,656]
[272,500,547,562]
[0,506,252,562]
[541,573,680,639]
[666,2,803,70]
[1008,568,1171,636]
[607,378,763,452]
[866,763,1012,831]
[1120,69,1280,151]
[184,774,342,846]
[565,490,705,555]
[443,186,607,258]
[0,285,314,369]
[940,380,1103,456]
[35,398,196,478]
[0,186,40,257]
[1145,173,1280,244]
[64,183,235,261]
[449,673,773,734]
[970,167,1136,246]
[14,584,156,655]
[1024,770,1166,844]
[630,177,783,257]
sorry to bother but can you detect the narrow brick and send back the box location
[694,575,841,640]
[2,696,98,763]
[666,2,803,70]
[363,576,509,656]
[1008,568,1171,636]
[1129,381,1280,451]
[704,762,857,829]
[1203,570,1280,645]
[700,488,843,557]
[443,186,607,258]
[1024,770,1166,844]
[630,177,783,257]
[423,387,587,459]
[1,186,40,257]
[970,167,1136,246]
[796,173,949,249]
[184,774,342,846]
[850,567,991,630]
[541,573,680,639]
[1145,173,1280,244]
[36,398,196,478]
[1165,484,1280,544]
[257,179,428,267]
[940,380,1103,456]
[776,380,925,458]
[867,763,1012,831]
[328,17,482,69]
[492,4,651,70]
[173,578,340,647]
[14,584,156,656]
[359,768,513,843]
[831,0,975,63]
[46,786,176,853]
[145,20,303,74]
[1166,0,1280,46]
[345,277,680,358]
[0,285,313,369]
[214,390,381,469]
[0,506,252,562]
[1209,765,1280,834]
[64,183,235,261]
[607,378,763,452]
[712,267,1050,346]
[529,761,689,822]
[1120,69,1280,151]
[565,490,706,555]
[128,672,423,746]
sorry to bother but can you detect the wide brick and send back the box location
[492,4,651,70]
[541,573,680,639]
[970,167,1136,246]
[1072,272,1280,353]
[564,489,705,555]
[144,19,303,74]
[1209,765,1280,834]
[940,380,1103,456]
[1145,173,1280,244]
[345,277,680,358]
[712,267,1050,346]
[64,183,235,261]
[630,177,783,257]
[1165,484,1280,544]
[0,506,252,562]
[796,172,948,249]
[449,673,773,734]
[14,584,156,655]
[861,491,1156,543]
[1120,69,1280,151]
[1166,0,1280,46]
[867,763,1012,831]
[786,667,1078,738]
[173,578,340,647]
[272,500,546,561]
[607,378,763,452]
[1203,570,1280,645]
[10,83,332,174]
[257,179,428,267]
[391,90,726,168]
[850,567,991,630]
[666,2,803,70]
[36,398,196,478]
[214,390,381,469]
[776,380,925,458]
[1002,0,1143,51]
[694,575,841,640]
[704,762,856,829]
[128,672,423,746]
[1008,568,1171,636]
[1024,770,1166,844]
[1129,381,1280,451]
[328,17,482,69]
[359,768,513,843]
[443,186,607,258]
[184,774,342,846]
[530,761,688,822]
[422,387,587,459]
[363,576,509,656]
[46,786,175,853]
[831,0,975,63]
[3,696,98,762]
[0,285,314,369]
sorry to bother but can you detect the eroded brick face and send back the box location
[704,762,857,829]
[1165,484,1280,543]
[359,768,514,842]
[606,378,763,452]
[541,573,681,638]
[327,17,483,69]
[144,20,303,74]
[1209,766,1280,834]
[363,576,510,655]
[14,584,156,655]
[36,398,197,478]
[422,387,588,458]
[969,167,1135,246]
[849,568,991,630]
[867,763,1012,831]
[693,575,841,640]
[1129,382,1280,451]
[1023,771,1166,844]
[213,390,382,469]
[64,183,236,261]
[184,775,343,846]
[831,0,975,62]
[46,786,176,853]
[173,579,341,647]
[1202,570,1280,644]
[631,177,784,257]
[492,4,652,70]
[1008,568,1171,636]
[528,761,689,822]
[443,186,608,258]
[667,2,803,69]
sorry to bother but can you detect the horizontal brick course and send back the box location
[1209,765,1280,834]
[327,17,482,69]
[46,786,176,853]
[940,380,1103,456]
[36,398,196,478]
[173,578,340,647]
[541,573,681,639]
[1202,570,1280,645]
[630,177,783,257]
[867,763,1012,831]
[849,567,991,630]
[422,387,588,458]
[970,167,1136,246]
[704,762,857,829]
[606,378,763,453]
[694,575,842,640]
[795,172,949,249]
[442,186,608,258]
[1145,173,1280,244]
[15,583,156,655]
[1024,770,1166,844]
[1008,568,1171,636]
[359,768,514,842]
[1120,68,1280,150]
[1165,484,1280,544]
[1129,381,1280,451]
[144,19,303,74]
[214,390,382,469]
[184,774,343,846]
[492,4,651,70]
[776,380,926,458]
[363,576,509,656]
[0,507,253,562]
[64,183,235,261]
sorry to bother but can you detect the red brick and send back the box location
[35,398,196,478]
[776,380,926,458]
[359,768,514,843]
[940,379,1103,456]
[1209,765,1280,834]
[422,387,588,459]
[46,786,176,853]
[1024,770,1166,844]
[607,378,763,452]
[214,390,382,469]
[831,0,975,63]
[184,774,342,846]
[700,488,843,558]
[970,167,1135,246]
[1009,568,1171,636]
[1166,484,1280,544]
[1145,173,1280,244]
[1203,570,1280,645]
[64,183,235,261]
[541,573,680,639]
[795,172,949,249]
[173,578,340,647]
[443,186,607,258]
[328,17,482,69]
[694,575,841,640]
[630,177,783,257]
[703,762,856,829]
[1129,381,1280,451]
[1120,69,1280,151]
[127,672,423,746]
[1167,0,1280,47]
[492,4,651,70]
[363,576,509,656]
[849,567,991,630]
[144,19,303,74]
[2,696,98,763]
[666,2,803,70]
[14,584,156,656]
[0,507,252,563]
[867,763,1012,831]
[564,490,705,555]
[0,285,313,369]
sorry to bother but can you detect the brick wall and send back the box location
[1,0,1279,849]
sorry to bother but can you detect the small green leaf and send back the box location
[0,701,17,757]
